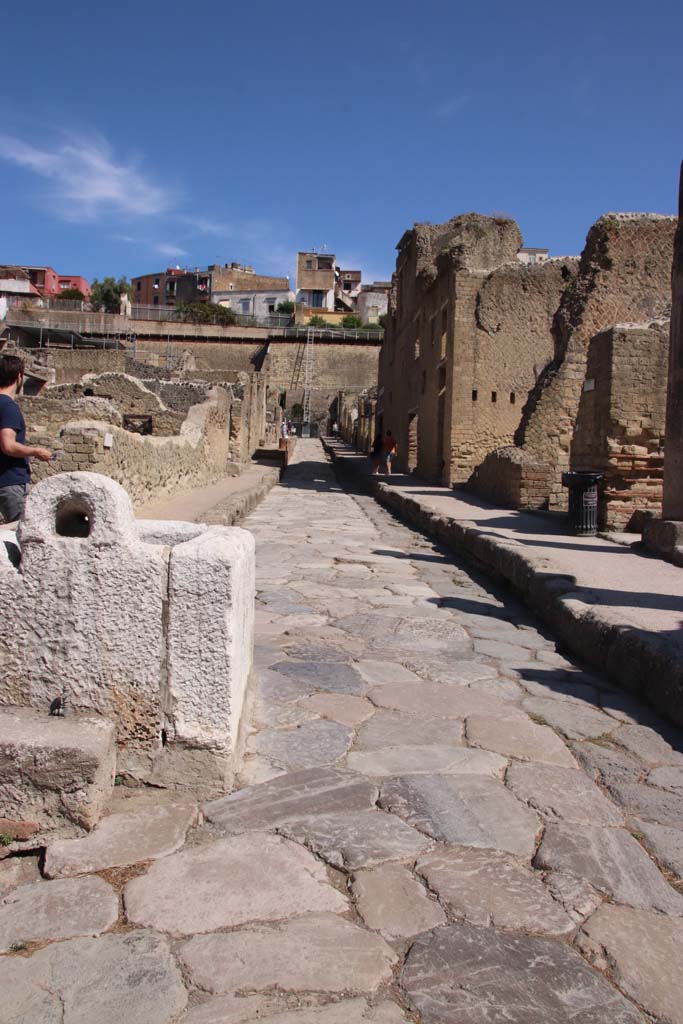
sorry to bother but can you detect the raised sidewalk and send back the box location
[325,439,683,727]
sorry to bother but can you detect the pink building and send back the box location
[18,267,90,299]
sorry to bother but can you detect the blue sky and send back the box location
[2,0,682,285]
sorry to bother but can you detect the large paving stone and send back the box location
[248,720,354,770]
[368,681,518,719]
[579,904,683,1024]
[0,928,187,1023]
[466,713,577,767]
[353,862,446,937]
[346,745,507,777]
[506,762,624,825]
[415,846,573,936]
[535,823,683,914]
[607,781,683,827]
[125,832,346,935]
[613,723,683,765]
[281,643,351,662]
[380,774,540,857]
[181,996,408,1024]
[354,710,463,750]
[179,913,397,995]
[258,668,321,704]
[278,810,432,869]
[0,874,118,952]
[44,790,199,878]
[402,923,645,1023]
[204,767,378,833]
[0,855,40,896]
[521,697,618,740]
[633,818,683,877]
[405,654,498,686]
[570,740,644,786]
[297,693,375,726]
[648,765,683,793]
[355,660,422,685]
[272,660,367,695]
[544,870,604,924]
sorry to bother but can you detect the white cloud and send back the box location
[435,94,469,119]
[0,132,173,221]
[155,242,189,258]
[179,214,233,237]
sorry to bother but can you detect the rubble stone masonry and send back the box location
[571,322,669,529]
[379,213,574,484]
[663,166,683,520]
[514,214,675,510]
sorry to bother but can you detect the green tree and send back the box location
[340,314,363,329]
[54,288,85,302]
[90,276,132,313]
[174,301,236,326]
[276,300,295,315]
[308,315,330,327]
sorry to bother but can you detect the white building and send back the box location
[214,288,295,319]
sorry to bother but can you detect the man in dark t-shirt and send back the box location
[0,355,51,523]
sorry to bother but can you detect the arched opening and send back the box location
[55,498,92,538]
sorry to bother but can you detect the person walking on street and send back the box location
[0,355,51,524]
[382,430,398,475]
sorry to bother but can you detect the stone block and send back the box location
[0,473,256,794]
[0,707,115,832]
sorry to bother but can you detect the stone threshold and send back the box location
[324,440,683,728]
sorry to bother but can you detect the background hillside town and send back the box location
[2,2,683,1023]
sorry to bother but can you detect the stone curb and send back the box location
[201,466,281,526]
[324,442,683,727]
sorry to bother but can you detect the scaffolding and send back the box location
[301,327,315,438]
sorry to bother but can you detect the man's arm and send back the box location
[0,428,51,462]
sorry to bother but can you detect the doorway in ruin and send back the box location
[436,392,445,480]
[407,410,418,472]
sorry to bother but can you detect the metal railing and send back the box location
[130,304,293,328]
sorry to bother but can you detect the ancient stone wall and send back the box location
[29,388,233,508]
[663,167,683,520]
[516,214,676,509]
[19,395,123,435]
[379,212,571,485]
[570,323,668,530]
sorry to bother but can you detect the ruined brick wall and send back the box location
[571,323,669,530]
[139,379,213,412]
[663,165,683,520]
[39,348,127,383]
[42,374,186,436]
[449,258,574,484]
[18,395,123,435]
[468,447,554,508]
[30,389,233,507]
[379,212,569,486]
[517,214,676,509]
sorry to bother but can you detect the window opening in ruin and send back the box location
[491,391,497,403]
[161,729,168,747]
[510,392,516,404]
[55,499,92,538]
[83,388,94,396]
[472,390,478,401]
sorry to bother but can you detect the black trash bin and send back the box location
[561,472,603,536]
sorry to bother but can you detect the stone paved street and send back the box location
[3,439,683,1022]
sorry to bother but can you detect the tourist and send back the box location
[382,430,398,474]
[0,355,52,524]
[281,419,289,439]
[370,433,383,474]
